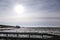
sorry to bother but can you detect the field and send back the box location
[0,27,60,40]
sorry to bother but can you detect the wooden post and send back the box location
[29,33,30,40]
[6,34,8,40]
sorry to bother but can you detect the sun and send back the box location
[14,4,25,14]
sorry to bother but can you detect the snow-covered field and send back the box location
[0,27,60,35]
[0,27,60,39]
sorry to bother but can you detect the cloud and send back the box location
[0,0,60,27]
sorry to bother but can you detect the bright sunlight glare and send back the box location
[14,4,25,14]
[13,4,26,18]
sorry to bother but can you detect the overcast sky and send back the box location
[0,0,60,27]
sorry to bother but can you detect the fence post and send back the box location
[16,33,19,40]
[6,34,8,40]
[29,33,30,40]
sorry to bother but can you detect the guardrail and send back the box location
[0,32,60,40]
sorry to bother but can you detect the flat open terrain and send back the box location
[0,27,60,35]
[0,27,60,40]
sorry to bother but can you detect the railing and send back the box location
[0,32,60,40]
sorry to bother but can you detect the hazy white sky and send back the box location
[0,0,60,27]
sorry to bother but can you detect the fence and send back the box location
[0,32,60,40]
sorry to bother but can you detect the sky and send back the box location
[0,0,60,27]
